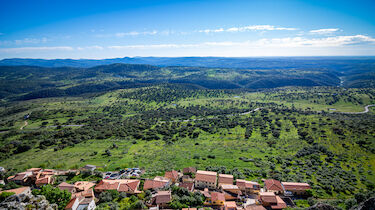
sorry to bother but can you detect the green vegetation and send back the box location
[0,62,375,208]
[0,192,15,202]
[32,185,71,210]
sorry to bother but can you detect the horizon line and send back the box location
[2,55,375,61]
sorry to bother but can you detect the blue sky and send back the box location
[0,0,375,59]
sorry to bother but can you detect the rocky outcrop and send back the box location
[0,193,58,210]
[307,202,337,210]
[351,197,375,210]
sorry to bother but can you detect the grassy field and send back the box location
[1,86,374,202]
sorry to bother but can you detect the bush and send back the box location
[0,192,15,202]
[32,185,71,210]
[99,191,115,203]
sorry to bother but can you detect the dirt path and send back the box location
[333,104,375,114]
[20,120,28,130]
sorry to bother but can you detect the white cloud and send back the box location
[0,46,74,53]
[14,37,48,45]
[0,37,49,46]
[310,28,340,35]
[96,30,159,38]
[199,25,297,33]
[107,35,375,50]
[77,45,103,50]
[256,35,375,47]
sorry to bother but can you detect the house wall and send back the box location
[79,200,96,210]
[195,180,216,189]
[212,200,225,206]
[67,199,80,210]
[266,189,282,194]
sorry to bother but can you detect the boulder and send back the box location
[0,193,58,210]
[307,202,337,210]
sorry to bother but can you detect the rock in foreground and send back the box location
[0,193,58,210]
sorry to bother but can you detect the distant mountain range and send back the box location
[1,56,375,69]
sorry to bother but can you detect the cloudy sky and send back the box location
[0,0,375,59]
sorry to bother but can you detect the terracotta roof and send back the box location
[155,191,172,204]
[144,179,168,190]
[95,180,119,191]
[80,197,94,205]
[58,182,75,193]
[201,188,211,198]
[221,184,239,190]
[270,196,287,209]
[219,174,234,185]
[118,181,139,192]
[264,179,283,192]
[211,192,225,202]
[94,179,139,193]
[74,181,95,191]
[180,182,194,191]
[195,170,217,183]
[72,188,94,199]
[36,176,52,185]
[259,192,277,203]
[0,187,30,195]
[225,201,237,208]
[236,179,259,189]
[165,170,179,181]
[65,197,78,210]
[183,167,196,174]
[13,172,30,181]
[154,176,171,182]
[26,168,42,172]
[246,205,267,210]
[281,182,311,191]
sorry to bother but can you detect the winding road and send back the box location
[333,104,375,114]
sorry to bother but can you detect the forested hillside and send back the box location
[0,62,353,101]
[0,60,375,209]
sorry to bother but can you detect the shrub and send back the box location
[0,192,15,202]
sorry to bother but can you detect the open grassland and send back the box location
[1,86,375,201]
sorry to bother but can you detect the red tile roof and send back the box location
[264,179,283,192]
[259,192,277,203]
[211,192,225,202]
[236,179,259,189]
[26,168,42,172]
[246,205,267,210]
[94,179,139,193]
[270,196,287,209]
[180,182,194,191]
[195,170,217,183]
[74,181,95,191]
[183,167,196,174]
[58,182,75,193]
[281,182,311,191]
[35,176,52,185]
[143,179,168,190]
[165,170,179,181]
[201,188,211,198]
[118,181,139,192]
[219,174,234,185]
[65,197,78,210]
[95,180,119,191]
[13,173,29,181]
